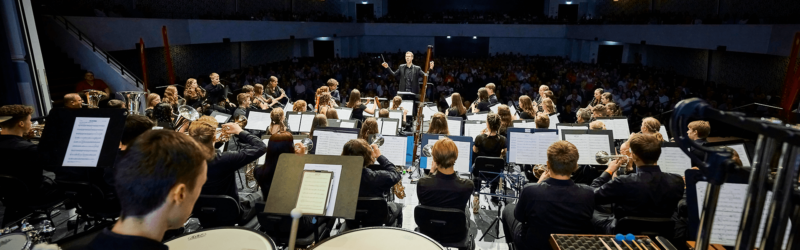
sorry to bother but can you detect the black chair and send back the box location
[615,216,675,239]
[57,180,120,233]
[192,195,255,228]
[0,175,64,226]
[472,156,505,190]
[414,205,474,250]
[345,197,398,230]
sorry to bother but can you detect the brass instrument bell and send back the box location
[595,151,629,165]
[118,91,146,115]
[81,89,108,108]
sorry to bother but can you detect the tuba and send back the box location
[81,89,108,108]
[174,105,199,132]
[118,91,146,115]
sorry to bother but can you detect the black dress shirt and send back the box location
[475,101,490,113]
[202,131,266,203]
[358,156,401,198]
[690,138,708,167]
[204,83,226,105]
[489,94,499,105]
[386,64,428,93]
[473,133,506,161]
[417,172,473,210]
[518,111,534,120]
[352,104,367,124]
[0,135,53,188]
[447,107,467,120]
[591,165,684,219]
[84,228,167,250]
[514,178,595,250]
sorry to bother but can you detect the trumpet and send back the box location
[532,164,547,179]
[294,138,314,154]
[174,105,199,132]
[216,115,248,142]
[595,151,629,165]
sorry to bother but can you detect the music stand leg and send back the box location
[479,198,505,241]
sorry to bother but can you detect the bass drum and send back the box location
[164,227,276,250]
[310,227,444,250]
[0,233,31,250]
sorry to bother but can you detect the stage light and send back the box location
[473,36,477,39]
[566,1,572,4]
[602,41,620,45]
[362,1,368,4]
[447,36,451,39]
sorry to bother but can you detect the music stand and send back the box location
[511,119,537,129]
[210,111,231,125]
[265,154,364,219]
[38,108,126,169]
[245,109,272,131]
[446,117,463,136]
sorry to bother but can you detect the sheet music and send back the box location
[257,139,269,165]
[62,117,110,167]
[490,105,499,114]
[557,125,588,137]
[296,171,332,215]
[298,113,315,132]
[303,164,343,216]
[245,112,271,131]
[363,103,376,117]
[422,106,438,121]
[445,96,452,107]
[548,114,560,129]
[659,126,669,141]
[336,108,353,120]
[602,119,630,140]
[509,132,559,164]
[400,100,414,113]
[728,144,751,167]
[467,113,488,121]
[379,120,398,135]
[514,121,537,129]
[659,147,692,175]
[382,136,408,166]
[464,122,486,141]
[564,134,612,165]
[696,182,791,248]
[425,137,471,173]
[287,113,302,131]
[447,119,462,136]
[509,105,518,116]
[340,120,356,128]
[213,115,229,124]
[388,110,403,120]
[314,130,358,155]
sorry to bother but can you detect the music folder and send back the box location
[266,154,363,219]
[420,134,473,173]
[38,108,126,168]
[286,111,317,133]
[506,128,559,165]
[447,117,463,136]
[560,130,614,165]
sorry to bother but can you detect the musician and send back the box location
[267,107,290,135]
[255,131,296,201]
[359,117,380,140]
[606,103,622,116]
[378,109,390,118]
[589,121,606,130]
[575,108,591,124]
[309,114,328,137]
[601,92,614,105]
[144,93,160,120]
[108,99,126,109]
[471,113,507,212]
[381,51,434,93]
[163,85,180,111]
[184,78,206,109]
[0,105,60,202]
[590,133,684,234]
[84,130,211,249]
[417,138,474,221]
[427,112,450,135]
[536,85,549,103]
[592,104,607,119]
[534,113,550,129]
[502,141,595,250]
[241,85,260,110]
[188,118,266,206]
[589,88,604,107]
[64,93,83,109]
[317,92,335,115]
[153,103,175,130]
[326,108,339,119]
[265,76,287,108]
[517,95,536,119]
[641,117,665,141]
[205,73,233,108]
[234,93,251,119]
[486,83,499,105]
[498,104,514,136]
[327,79,341,105]
[445,93,467,120]
[346,89,377,125]
[389,96,409,122]
[253,84,275,110]
[470,88,491,113]
[687,120,710,167]
[341,139,403,226]
[540,98,556,116]
[75,71,110,96]
[293,100,308,112]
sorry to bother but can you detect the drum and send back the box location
[0,233,31,250]
[310,227,444,250]
[164,227,276,250]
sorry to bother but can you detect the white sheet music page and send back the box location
[340,120,356,128]
[314,131,357,155]
[509,131,558,164]
[564,134,611,165]
[490,105,499,114]
[696,182,791,248]
[548,114,560,129]
[659,126,669,141]
[245,112,271,131]
[337,108,353,120]
[389,111,403,120]
[296,171,332,215]
[659,147,692,175]
[728,144,751,167]
[257,139,269,165]
[214,115,228,124]
[422,106,437,121]
[400,100,414,113]
[426,137,471,173]
[468,113,488,121]
[608,119,630,140]
[302,164,343,216]
[447,120,462,136]
[557,126,587,138]
[515,121,537,129]
[381,120,398,135]
[464,123,485,141]
[63,117,110,167]
[287,114,302,131]
[445,96,453,107]
[299,113,316,132]
[382,136,408,166]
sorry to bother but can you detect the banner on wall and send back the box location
[781,32,800,122]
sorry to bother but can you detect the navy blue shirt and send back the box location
[514,178,595,250]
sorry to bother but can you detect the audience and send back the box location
[75,71,110,96]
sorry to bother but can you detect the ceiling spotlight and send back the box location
[473,36,477,39]
[362,1,368,4]
[447,36,451,39]
[566,1,572,4]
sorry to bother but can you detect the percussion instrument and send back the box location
[550,234,662,250]
[118,91,146,115]
[310,227,444,250]
[0,219,56,250]
[80,89,108,108]
[0,233,31,250]
[164,227,276,250]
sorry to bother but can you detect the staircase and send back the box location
[39,39,85,107]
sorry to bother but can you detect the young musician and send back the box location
[427,112,449,135]
[589,121,606,130]
[346,89,377,125]
[389,96,410,122]
[255,131,296,201]
[341,139,403,226]
[378,109,390,118]
[234,93,251,119]
[687,120,710,167]
[417,138,474,226]
[641,117,665,141]
[592,104,607,119]
[267,107,290,135]
[85,130,212,249]
[265,76,287,108]
[606,103,622,116]
[536,85,549,103]
[470,88,491,113]
[589,88,604,107]
[309,114,328,137]
[518,95,536,120]
[327,79,341,105]
[601,92,614,105]
[163,85,180,111]
[326,108,339,119]
[502,141,595,250]
[184,78,205,110]
[381,51,435,93]
[497,104,514,136]
[534,113,550,129]
[153,103,175,130]
[359,117,380,140]
[206,73,234,111]
[590,133,684,234]
[445,93,467,120]
[540,98,556,116]
[293,100,308,112]
[317,92,334,115]
[486,83,499,105]
[471,113,507,212]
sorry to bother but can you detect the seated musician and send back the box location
[589,121,606,130]
[326,108,339,119]
[163,85,181,111]
[378,108,390,118]
[517,95,536,120]
[267,107,291,135]
[389,96,410,122]
[255,132,299,202]
[606,103,622,116]
[427,112,450,135]
[575,108,591,125]
[592,104,607,119]
[502,141,595,250]
[470,88,491,113]
[317,92,335,114]
[327,78,341,105]
[641,117,665,141]
[687,120,710,167]
[359,117,380,140]
[144,93,160,120]
[289,100,304,112]
[205,73,233,110]
[471,113,507,212]
[64,93,83,109]
[418,138,474,211]
[601,92,614,105]
[486,83,499,105]
[187,117,266,207]
[590,133,684,234]
[184,78,205,110]
[539,98,556,116]
[234,93,251,119]
[309,114,328,138]
[346,90,377,126]
[0,105,60,198]
[341,139,403,226]
[85,130,212,249]
[534,113,550,129]
[153,103,175,130]
[445,93,467,120]
[497,104,515,136]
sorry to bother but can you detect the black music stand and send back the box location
[38,108,127,169]
[264,154,363,219]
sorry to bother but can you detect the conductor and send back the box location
[382,51,435,93]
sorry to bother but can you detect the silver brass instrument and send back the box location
[118,91,146,115]
[368,134,385,147]
[595,151,629,165]
[421,143,434,157]
[81,89,108,108]
[174,105,199,132]
[294,138,314,154]
[31,124,45,138]
[532,164,547,179]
